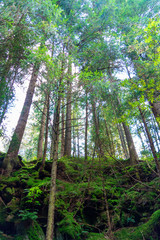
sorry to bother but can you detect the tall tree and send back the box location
[41,92,50,168]
[85,90,88,160]
[46,62,64,240]
[3,62,40,174]
[64,57,72,157]
[138,105,160,175]
[37,94,48,161]
[60,98,65,157]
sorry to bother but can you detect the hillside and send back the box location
[0,154,160,240]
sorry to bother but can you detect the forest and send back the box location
[0,0,160,239]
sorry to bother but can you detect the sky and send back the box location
[0,83,28,151]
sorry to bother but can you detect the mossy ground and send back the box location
[0,154,160,239]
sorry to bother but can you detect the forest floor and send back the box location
[0,154,160,240]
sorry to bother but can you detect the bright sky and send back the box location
[0,83,28,151]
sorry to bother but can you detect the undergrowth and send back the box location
[0,155,160,240]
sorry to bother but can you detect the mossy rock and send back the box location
[0,152,23,171]
[39,169,50,179]
[15,221,45,240]
[0,152,6,168]
[87,232,109,240]
[0,202,6,224]
[6,197,20,212]
[0,231,13,239]
[114,209,160,240]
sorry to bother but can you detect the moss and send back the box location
[15,221,45,240]
[1,156,160,240]
[0,232,8,240]
[26,221,45,240]
[0,203,6,224]
[114,209,160,240]
[7,197,20,212]
[5,187,15,195]
[87,232,108,240]
[1,176,19,184]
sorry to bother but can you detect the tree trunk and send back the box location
[61,99,65,157]
[136,124,146,152]
[51,56,65,159]
[46,50,64,238]
[116,97,139,164]
[64,60,72,157]
[117,123,129,159]
[50,110,56,160]
[151,117,160,152]
[104,119,116,156]
[37,95,48,161]
[91,99,104,157]
[108,124,115,157]
[108,69,138,163]
[122,122,139,165]
[77,129,80,158]
[72,123,76,157]
[85,90,88,160]
[72,111,76,157]
[3,63,40,175]
[149,101,160,127]
[138,106,160,175]
[41,93,50,168]
[45,90,61,240]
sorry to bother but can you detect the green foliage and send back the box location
[1,155,160,239]
[15,221,45,240]
[25,186,43,206]
[1,0,160,238]
[87,233,108,240]
[0,232,7,240]
[57,211,82,239]
[114,209,160,240]
[18,210,38,221]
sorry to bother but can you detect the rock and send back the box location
[15,221,45,240]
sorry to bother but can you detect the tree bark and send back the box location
[51,56,65,159]
[136,124,146,152]
[37,95,48,161]
[50,110,56,160]
[45,89,61,240]
[72,111,76,157]
[85,90,88,160]
[122,122,139,165]
[45,158,57,240]
[46,49,64,238]
[138,106,160,175]
[149,101,160,127]
[108,69,138,163]
[77,129,80,158]
[104,118,115,157]
[3,63,40,175]
[117,123,129,159]
[41,92,50,168]
[91,99,104,157]
[64,60,72,157]
[61,99,65,157]
[151,116,160,152]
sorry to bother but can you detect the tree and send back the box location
[41,91,50,168]
[46,59,64,240]
[138,105,160,175]
[3,62,40,174]
[64,56,72,157]
[37,94,48,161]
